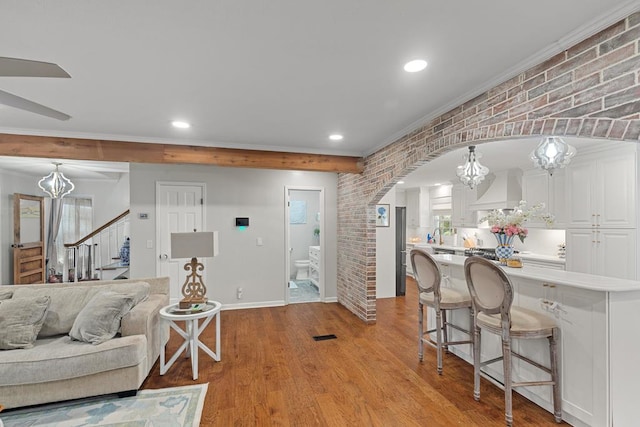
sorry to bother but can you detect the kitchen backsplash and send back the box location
[409,226,565,257]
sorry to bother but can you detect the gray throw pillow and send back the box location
[69,291,135,345]
[0,296,51,350]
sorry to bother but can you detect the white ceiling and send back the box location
[0,156,128,180]
[1,0,639,158]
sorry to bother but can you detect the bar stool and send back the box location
[410,248,473,374]
[464,256,561,426]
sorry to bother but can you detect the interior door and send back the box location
[13,193,45,284]
[156,183,204,302]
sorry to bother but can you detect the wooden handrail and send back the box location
[64,209,130,248]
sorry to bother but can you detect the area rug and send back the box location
[0,383,208,427]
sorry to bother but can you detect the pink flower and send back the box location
[491,225,501,233]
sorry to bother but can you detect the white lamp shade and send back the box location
[171,231,218,259]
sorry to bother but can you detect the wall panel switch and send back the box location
[146,240,153,249]
[256,237,263,246]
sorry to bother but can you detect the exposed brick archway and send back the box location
[337,12,640,323]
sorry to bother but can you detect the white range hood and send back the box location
[469,169,522,211]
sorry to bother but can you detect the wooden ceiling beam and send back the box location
[0,133,364,174]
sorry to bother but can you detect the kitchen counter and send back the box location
[428,253,640,426]
[433,254,638,292]
[408,243,566,266]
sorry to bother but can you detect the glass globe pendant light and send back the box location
[456,145,489,189]
[38,162,75,198]
[530,136,576,176]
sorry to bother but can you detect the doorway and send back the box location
[285,187,324,304]
[156,182,205,303]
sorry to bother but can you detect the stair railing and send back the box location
[63,209,130,282]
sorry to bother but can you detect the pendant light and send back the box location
[530,136,576,176]
[456,145,489,189]
[38,162,75,198]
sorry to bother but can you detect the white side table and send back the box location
[159,300,222,380]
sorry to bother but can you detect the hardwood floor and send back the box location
[143,279,567,426]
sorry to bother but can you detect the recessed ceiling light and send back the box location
[397,181,405,184]
[171,120,191,129]
[404,59,427,73]
[434,183,441,186]
[329,134,343,141]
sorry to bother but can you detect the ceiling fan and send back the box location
[0,56,71,120]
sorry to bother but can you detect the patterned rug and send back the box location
[0,384,207,427]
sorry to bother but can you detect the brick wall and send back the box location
[337,12,640,323]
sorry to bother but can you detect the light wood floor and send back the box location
[143,278,567,426]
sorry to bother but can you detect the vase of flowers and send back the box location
[480,201,554,264]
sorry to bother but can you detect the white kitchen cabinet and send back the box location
[451,184,477,227]
[521,168,566,228]
[566,147,636,229]
[566,228,636,279]
[406,187,430,228]
[513,278,607,427]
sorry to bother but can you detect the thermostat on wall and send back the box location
[235,217,249,227]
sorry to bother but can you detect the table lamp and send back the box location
[171,231,218,309]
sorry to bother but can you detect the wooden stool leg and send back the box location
[549,329,562,423]
[435,307,444,375]
[502,337,513,427]
[418,303,424,361]
[473,323,481,401]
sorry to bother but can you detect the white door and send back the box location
[156,183,205,302]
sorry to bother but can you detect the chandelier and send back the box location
[530,136,576,176]
[456,145,489,189]
[38,162,75,198]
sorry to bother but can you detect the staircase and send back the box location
[63,210,130,282]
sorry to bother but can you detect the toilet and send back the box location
[294,259,310,280]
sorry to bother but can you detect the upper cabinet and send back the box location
[451,184,477,227]
[521,168,566,228]
[565,146,637,229]
[406,187,430,228]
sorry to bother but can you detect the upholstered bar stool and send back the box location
[464,256,561,426]
[410,248,473,374]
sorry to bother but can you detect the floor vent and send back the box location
[313,334,337,341]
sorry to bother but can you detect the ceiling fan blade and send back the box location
[0,89,71,120]
[0,57,70,78]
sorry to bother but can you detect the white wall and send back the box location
[128,163,338,307]
[376,190,396,299]
[71,174,130,227]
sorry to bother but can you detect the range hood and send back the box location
[469,169,522,211]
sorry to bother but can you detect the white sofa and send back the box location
[0,277,169,409]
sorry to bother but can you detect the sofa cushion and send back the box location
[12,287,93,337]
[12,282,151,338]
[0,296,50,350]
[0,334,147,386]
[69,291,135,345]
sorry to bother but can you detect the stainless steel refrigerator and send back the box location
[395,206,406,296]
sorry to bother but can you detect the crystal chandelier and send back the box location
[530,136,576,176]
[38,162,75,198]
[456,145,489,189]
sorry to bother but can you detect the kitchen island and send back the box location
[429,254,640,427]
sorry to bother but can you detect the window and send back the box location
[53,197,93,273]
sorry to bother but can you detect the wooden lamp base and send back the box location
[179,257,209,309]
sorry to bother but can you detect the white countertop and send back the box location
[432,254,640,292]
[407,243,566,265]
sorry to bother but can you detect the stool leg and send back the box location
[435,307,444,374]
[473,323,481,401]
[502,337,513,427]
[442,309,449,353]
[549,329,562,423]
[418,303,424,361]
